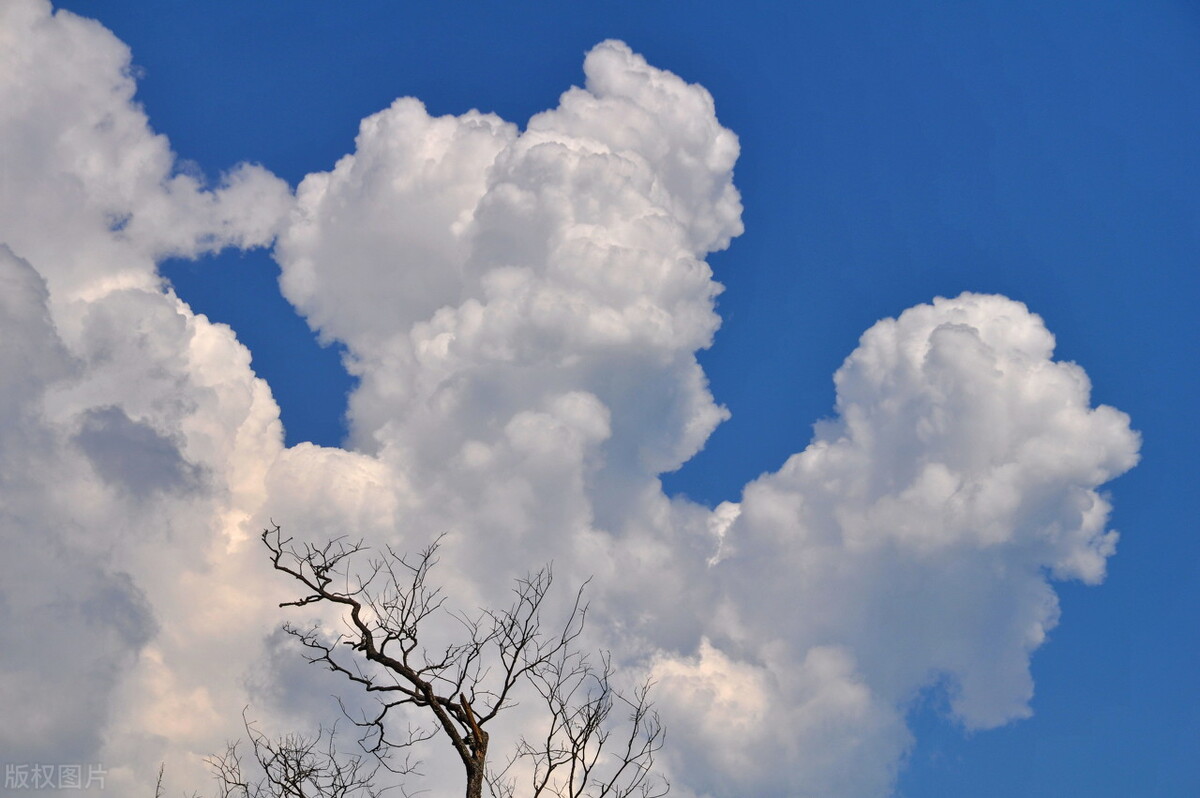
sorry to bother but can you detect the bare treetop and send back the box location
[205,525,667,798]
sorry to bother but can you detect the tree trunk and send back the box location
[465,762,485,798]
[461,694,488,798]
[464,739,487,798]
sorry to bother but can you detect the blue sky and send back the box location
[6,0,1198,794]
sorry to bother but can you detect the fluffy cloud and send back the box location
[0,3,1138,797]
[652,293,1139,795]
[271,39,744,619]
[0,1,294,790]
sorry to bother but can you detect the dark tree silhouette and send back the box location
[206,714,382,798]
[204,525,668,798]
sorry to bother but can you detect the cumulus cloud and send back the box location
[0,245,153,765]
[0,3,1138,797]
[651,293,1139,795]
[270,39,745,624]
[0,1,293,790]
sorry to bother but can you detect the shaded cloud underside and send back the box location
[0,2,1139,796]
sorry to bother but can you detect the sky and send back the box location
[0,0,1197,795]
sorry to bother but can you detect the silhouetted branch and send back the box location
[239,524,667,798]
[205,711,385,798]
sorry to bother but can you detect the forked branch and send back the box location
[251,524,666,798]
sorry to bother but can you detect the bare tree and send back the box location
[225,524,667,798]
[204,713,384,798]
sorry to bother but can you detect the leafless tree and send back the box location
[204,713,383,798]
[225,524,667,798]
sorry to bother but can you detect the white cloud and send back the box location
[657,293,1140,794]
[652,640,908,798]
[0,1,295,790]
[0,4,1138,796]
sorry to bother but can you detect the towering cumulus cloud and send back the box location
[272,39,743,600]
[0,2,1138,796]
